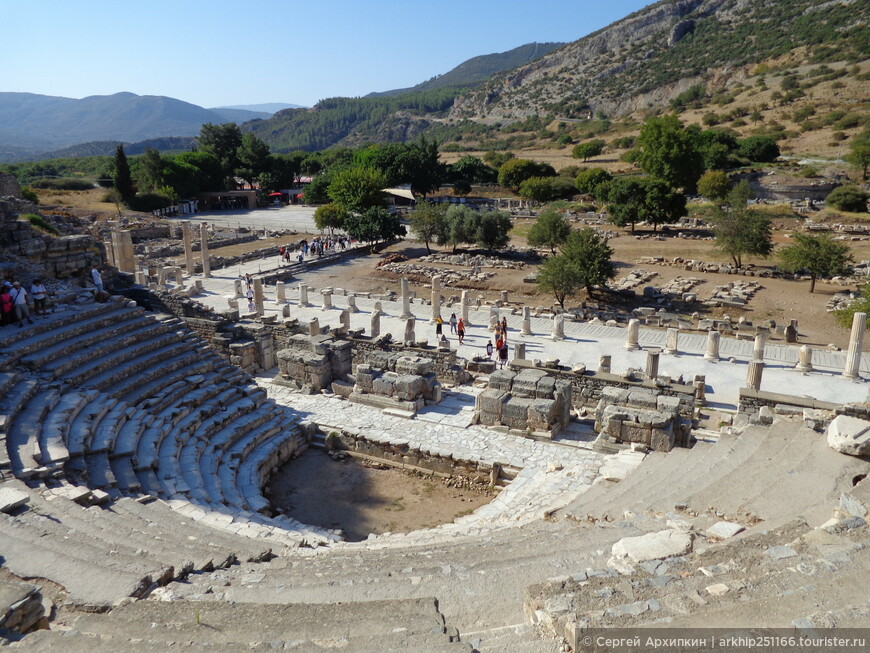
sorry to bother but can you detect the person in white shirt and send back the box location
[91,266,104,293]
[30,278,47,316]
[10,281,32,327]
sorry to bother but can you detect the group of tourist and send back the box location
[278,236,351,265]
[437,310,509,367]
[0,275,46,328]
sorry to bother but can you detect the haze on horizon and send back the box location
[4,0,652,109]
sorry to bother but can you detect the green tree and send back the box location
[847,132,870,180]
[737,136,780,163]
[697,170,732,202]
[636,114,704,193]
[344,206,405,250]
[572,139,605,162]
[313,203,348,235]
[779,232,854,293]
[235,133,271,188]
[198,122,243,187]
[302,171,334,205]
[537,227,615,307]
[327,166,387,214]
[527,207,571,253]
[438,204,476,252]
[638,178,687,231]
[474,209,512,251]
[574,167,613,199]
[447,155,497,195]
[712,181,773,267]
[173,151,224,193]
[605,177,646,232]
[137,147,163,193]
[483,151,514,170]
[408,201,447,253]
[113,144,135,203]
[826,185,870,213]
[498,159,555,190]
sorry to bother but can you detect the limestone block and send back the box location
[372,376,396,397]
[827,415,870,456]
[601,386,631,406]
[535,375,556,399]
[528,399,558,430]
[620,421,651,444]
[393,375,425,401]
[706,521,745,540]
[627,390,658,410]
[502,397,534,430]
[477,388,509,423]
[512,369,547,398]
[649,426,676,452]
[395,356,433,376]
[0,487,30,513]
[656,395,681,414]
[488,370,516,392]
[611,529,693,564]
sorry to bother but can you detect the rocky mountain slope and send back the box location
[450,0,869,121]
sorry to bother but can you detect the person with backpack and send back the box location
[10,281,32,328]
[457,318,465,345]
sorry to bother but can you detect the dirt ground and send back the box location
[266,449,492,541]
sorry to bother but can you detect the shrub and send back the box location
[128,192,173,212]
[23,213,59,235]
[30,178,94,191]
[20,187,39,204]
[826,186,869,213]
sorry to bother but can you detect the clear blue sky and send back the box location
[4,0,653,108]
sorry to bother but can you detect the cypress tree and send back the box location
[113,145,135,203]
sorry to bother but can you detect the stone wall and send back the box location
[738,387,870,431]
[275,333,353,392]
[594,386,690,451]
[0,172,22,198]
[350,335,471,386]
[509,358,697,415]
[349,353,442,414]
[477,367,572,439]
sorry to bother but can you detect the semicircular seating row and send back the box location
[0,299,339,553]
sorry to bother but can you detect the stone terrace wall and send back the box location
[509,358,697,415]
[738,387,870,430]
[350,335,471,386]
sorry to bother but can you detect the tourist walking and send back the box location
[498,342,508,369]
[485,340,493,359]
[435,315,443,337]
[91,266,104,293]
[10,281,32,328]
[449,313,457,334]
[501,316,508,341]
[30,279,47,316]
[457,318,465,344]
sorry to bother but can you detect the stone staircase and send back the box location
[0,298,341,609]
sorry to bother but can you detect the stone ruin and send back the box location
[346,351,442,415]
[275,333,353,393]
[594,386,692,452]
[476,368,572,439]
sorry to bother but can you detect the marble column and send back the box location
[253,279,265,316]
[693,374,706,405]
[489,305,500,328]
[514,342,526,360]
[746,360,764,390]
[598,355,611,373]
[404,317,416,344]
[664,328,679,355]
[321,289,333,310]
[308,317,320,335]
[199,222,211,278]
[752,333,768,362]
[234,279,244,298]
[460,290,469,324]
[370,310,381,338]
[181,222,195,277]
[843,312,866,380]
[400,277,413,319]
[339,309,350,331]
[704,330,720,362]
[521,306,532,336]
[625,319,640,350]
[645,347,661,380]
[795,345,813,373]
[276,281,286,304]
[347,294,358,313]
[551,313,565,341]
[431,276,442,323]
[174,266,184,290]
[298,282,309,306]
[500,290,509,304]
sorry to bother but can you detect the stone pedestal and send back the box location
[625,319,640,350]
[199,222,211,278]
[844,312,866,380]
[404,318,416,344]
[664,328,679,355]
[111,228,135,274]
[704,331,720,362]
[521,306,532,336]
[460,291,470,324]
[693,374,706,404]
[645,347,661,380]
[374,301,382,313]
[795,345,813,373]
[347,294,359,313]
[234,279,244,298]
[514,342,526,360]
[299,282,310,306]
[400,277,413,319]
[753,333,768,362]
[746,360,764,390]
[551,313,565,341]
[500,290,509,304]
[489,305,500,328]
[253,279,265,316]
[276,281,286,304]
[321,289,333,310]
[308,317,320,336]
[370,310,382,338]
[174,266,185,290]
[181,222,195,276]
[340,309,351,331]
[431,276,442,323]
[599,355,611,373]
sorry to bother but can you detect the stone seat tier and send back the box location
[6,389,61,478]
[18,307,148,370]
[40,319,180,381]
[108,348,212,402]
[116,358,216,408]
[232,427,296,513]
[37,389,96,466]
[0,302,122,365]
[0,378,37,470]
[216,421,286,510]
